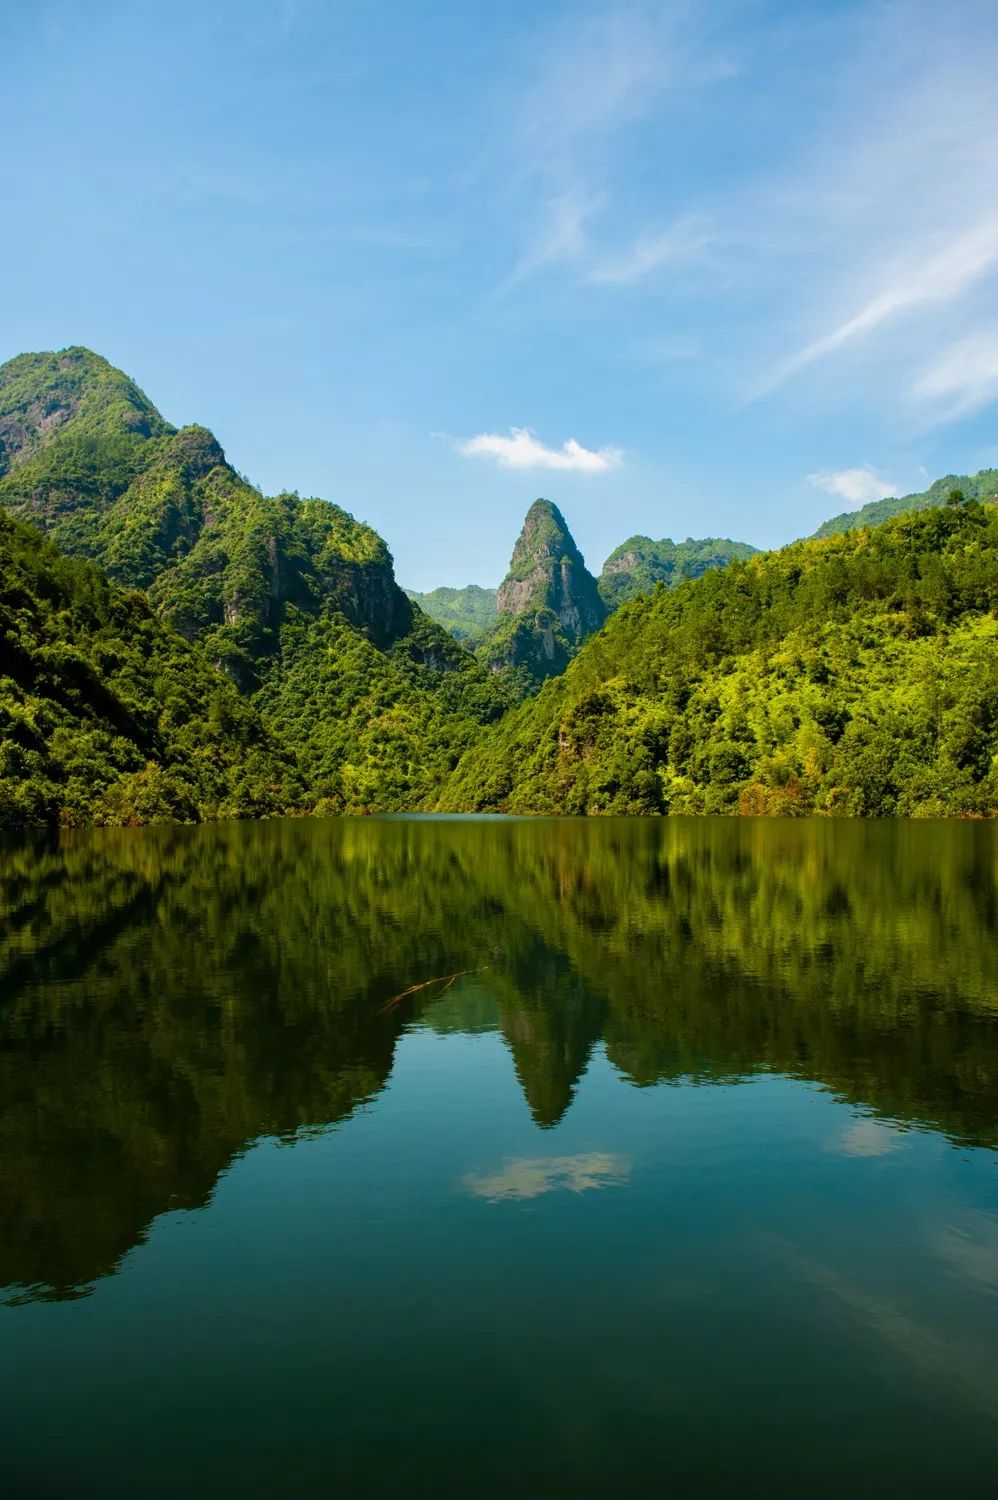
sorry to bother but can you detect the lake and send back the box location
[2,816,997,1497]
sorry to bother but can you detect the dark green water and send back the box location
[2,817,997,1498]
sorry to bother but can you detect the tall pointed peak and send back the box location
[484,497,607,683]
[507,497,585,578]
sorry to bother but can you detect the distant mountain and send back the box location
[811,468,998,539]
[480,499,607,683]
[599,535,758,609]
[404,584,497,646]
[0,347,515,821]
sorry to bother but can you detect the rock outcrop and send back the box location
[481,499,607,683]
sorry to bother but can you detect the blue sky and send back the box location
[5,0,998,588]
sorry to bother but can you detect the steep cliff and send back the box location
[481,499,607,682]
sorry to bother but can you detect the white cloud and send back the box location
[515,7,693,164]
[456,427,622,473]
[587,217,715,284]
[764,217,998,393]
[808,466,897,506]
[911,328,998,420]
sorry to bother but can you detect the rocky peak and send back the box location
[496,498,606,639]
[482,499,607,685]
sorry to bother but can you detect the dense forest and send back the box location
[0,348,514,823]
[1,346,997,826]
[0,508,301,827]
[440,502,998,818]
[598,534,758,609]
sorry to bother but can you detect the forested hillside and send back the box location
[598,534,758,609]
[0,509,300,827]
[0,347,514,822]
[3,347,997,827]
[439,502,998,818]
[811,468,998,539]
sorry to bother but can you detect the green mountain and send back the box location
[0,347,514,821]
[479,499,607,683]
[4,347,998,829]
[0,507,300,827]
[598,534,759,609]
[811,468,998,539]
[403,583,497,645]
[438,502,998,818]
[0,350,414,686]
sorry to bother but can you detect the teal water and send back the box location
[2,817,997,1497]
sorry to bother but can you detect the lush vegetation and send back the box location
[440,502,998,817]
[598,534,758,609]
[254,608,517,814]
[0,509,301,827]
[811,467,998,538]
[404,583,497,645]
[0,346,514,823]
[3,347,997,827]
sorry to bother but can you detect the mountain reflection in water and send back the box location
[1,815,996,1304]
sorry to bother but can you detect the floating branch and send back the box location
[380,967,486,1014]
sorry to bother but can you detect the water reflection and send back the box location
[1,816,996,1302]
[464,1153,631,1201]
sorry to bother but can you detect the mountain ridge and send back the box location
[809,468,998,539]
[598,534,758,609]
[403,584,498,645]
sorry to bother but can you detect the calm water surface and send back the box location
[2,817,997,1497]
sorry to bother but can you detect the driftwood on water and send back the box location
[380,967,486,1014]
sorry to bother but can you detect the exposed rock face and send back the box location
[483,499,607,683]
[497,499,606,634]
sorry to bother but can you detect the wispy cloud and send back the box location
[456,427,622,473]
[808,466,897,506]
[911,327,998,420]
[587,216,716,284]
[503,191,597,289]
[496,3,733,290]
[514,6,694,166]
[763,218,998,394]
